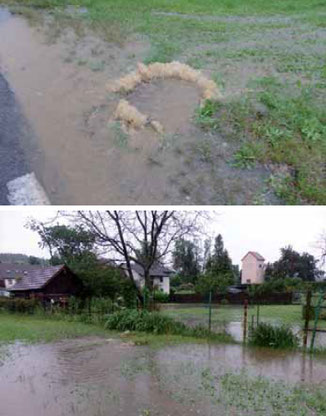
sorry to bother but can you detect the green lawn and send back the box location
[163,304,326,329]
[0,313,111,344]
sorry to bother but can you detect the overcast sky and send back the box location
[0,207,325,267]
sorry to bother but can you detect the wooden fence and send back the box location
[170,292,293,305]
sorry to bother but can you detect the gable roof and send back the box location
[241,251,265,262]
[124,262,174,278]
[0,263,65,291]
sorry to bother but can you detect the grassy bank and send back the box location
[0,313,111,344]
[0,311,233,346]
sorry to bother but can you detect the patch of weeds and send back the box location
[196,139,213,163]
[110,122,129,148]
[219,371,326,415]
[249,323,299,349]
[206,79,326,203]
[144,40,180,64]
[211,72,225,91]
[232,143,259,169]
[186,55,203,69]
[195,99,221,130]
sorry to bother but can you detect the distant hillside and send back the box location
[0,253,49,265]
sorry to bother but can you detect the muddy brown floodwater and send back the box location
[0,8,275,204]
[1,337,326,416]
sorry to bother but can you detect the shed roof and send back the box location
[241,251,265,262]
[0,263,64,291]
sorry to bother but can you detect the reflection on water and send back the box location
[0,337,326,416]
[0,7,11,23]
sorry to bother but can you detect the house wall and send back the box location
[132,269,170,294]
[241,254,265,284]
[42,269,82,295]
[153,276,170,294]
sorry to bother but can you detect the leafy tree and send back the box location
[205,234,234,280]
[265,246,324,282]
[28,256,42,265]
[29,222,95,264]
[196,271,233,295]
[29,222,131,300]
[172,238,201,284]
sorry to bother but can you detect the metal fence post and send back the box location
[243,298,248,343]
[208,290,212,334]
[303,290,312,351]
[310,291,324,353]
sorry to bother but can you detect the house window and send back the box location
[247,279,251,283]
[159,277,163,283]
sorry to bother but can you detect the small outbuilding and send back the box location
[0,263,82,301]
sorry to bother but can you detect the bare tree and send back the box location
[316,230,326,267]
[63,210,210,303]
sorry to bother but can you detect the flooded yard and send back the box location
[163,304,326,347]
[1,336,326,416]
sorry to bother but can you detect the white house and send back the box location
[0,263,29,297]
[126,263,173,294]
[241,251,265,285]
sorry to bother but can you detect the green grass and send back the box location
[163,304,326,329]
[199,79,326,203]
[123,331,231,347]
[0,313,111,344]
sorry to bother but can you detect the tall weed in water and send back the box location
[105,309,232,340]
[250,323,299,349]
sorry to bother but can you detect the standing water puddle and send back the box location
[0,7,273,204]
[0,337,326,416]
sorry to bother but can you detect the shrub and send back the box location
[153,291,170,303]
[220,298,229,305]
[105,309,226,339]
[0,297,40,314]
[105,309,185,334]
[250,323,298,349]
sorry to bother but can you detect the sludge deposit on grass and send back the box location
[109,61,221,133]
[0,0,325,204]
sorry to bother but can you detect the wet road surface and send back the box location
[0,72,30,205]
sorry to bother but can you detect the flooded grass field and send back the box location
[163,304,326,346]
[0,0,325,204]
[1,335,326,416]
